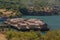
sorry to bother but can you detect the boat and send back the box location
[4,18,49,31]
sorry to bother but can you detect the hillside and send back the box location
[0,0,60,16]
[0,0,60,9]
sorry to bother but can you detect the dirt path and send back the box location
[0,33,6,40]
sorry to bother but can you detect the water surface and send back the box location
[22,15,60,30]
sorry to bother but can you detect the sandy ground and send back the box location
[0,33,6,40]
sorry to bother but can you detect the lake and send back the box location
[22,15,60,30]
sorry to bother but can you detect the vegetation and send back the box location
[4,30,60,40]
[0,0,60,10]
[0,0,22,18]
[0,0,60,40]
[0,0,60,16]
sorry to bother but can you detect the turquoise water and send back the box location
[22,15,60,30]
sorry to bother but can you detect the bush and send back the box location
[5,30,60,40]
[5,30,42,40]
[43,30,60,40]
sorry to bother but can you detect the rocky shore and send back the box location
[20,6,59,16]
